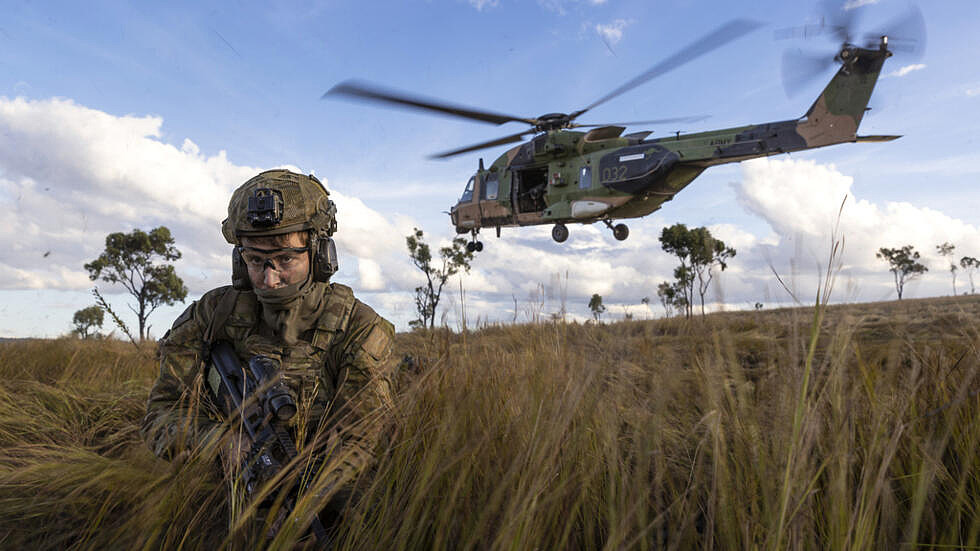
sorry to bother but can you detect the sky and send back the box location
[1,0,979,338]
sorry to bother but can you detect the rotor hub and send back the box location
[835,44,859,65]
[536,113,572,131]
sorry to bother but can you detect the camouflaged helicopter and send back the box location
[326,4,924,251]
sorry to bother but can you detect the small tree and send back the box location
[960,256,979,294]
[937,242,957,295]
[659,223,735,317]
[588,293,606,322]
[85,227,188,340]
[406,228,474,329]
[72,305,104,339]
[656,281,687,318]
[877,245,928,300]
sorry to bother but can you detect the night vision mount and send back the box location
[247,188,284,228]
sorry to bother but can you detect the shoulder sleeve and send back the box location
[139,287,233,459]
[326,298,396,477]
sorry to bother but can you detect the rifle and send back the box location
[206,340,329,546]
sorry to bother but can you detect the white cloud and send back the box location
[0,97,423,303]
[707,223,777,251]
[966,86,980,97]
[731,158,980,300]
[885,64,926,78]
[539,0,608,13]
[356,258,385,291]
[844,0,880,9]
[595,19,632,46]
[468,0,499,11]
[0,96,259,294]
[538,0,604,15]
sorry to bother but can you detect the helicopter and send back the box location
[325,4,924,252]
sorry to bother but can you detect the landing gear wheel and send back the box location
[613,223,629,241]
[552,223,569,243]
[467,229,482,253]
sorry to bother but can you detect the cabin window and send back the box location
[482,172,499,200]
[460,176,475,203]
[579,166,592,189]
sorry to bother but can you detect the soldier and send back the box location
[140,169,395,539]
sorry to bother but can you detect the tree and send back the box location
[876,245,927,300]
[406,228,474,329]
[937,242,957,295]
[656,280,687,318]
[674,265,695,318]
[588,293,606,322]
[961,256,979,294]
[84,226,188,340]
[72,305,104,339]
[659,223,736,317]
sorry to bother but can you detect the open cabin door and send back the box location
[512,166,548,214]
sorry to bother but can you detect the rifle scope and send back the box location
[247,355,297,421]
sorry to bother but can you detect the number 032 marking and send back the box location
[601,165,628,182]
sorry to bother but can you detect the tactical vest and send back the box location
[203,283,358,446]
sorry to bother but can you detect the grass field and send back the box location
[1,294,978,550]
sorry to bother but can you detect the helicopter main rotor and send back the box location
[324,19,762,158]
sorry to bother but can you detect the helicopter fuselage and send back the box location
[450,43,895,241]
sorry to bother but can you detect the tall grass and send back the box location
[1,296,979,549]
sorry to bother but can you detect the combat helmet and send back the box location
[222,169,339,289]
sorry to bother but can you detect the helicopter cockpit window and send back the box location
[482,172,499,200]
[460,176,475,203]
[579,166,592,190]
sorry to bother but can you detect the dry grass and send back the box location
[1,295,979,550]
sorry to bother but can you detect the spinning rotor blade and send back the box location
[324,80,536,126]
[862,5,926,58]
[572,19,763,120]
[572,115,710,128]
[818,0,862,43]
[775,0,862,43]
[774,23,831,41]
[782,48,836,97]
[429,129,534,159]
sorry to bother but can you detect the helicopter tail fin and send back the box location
[795,46,890,148]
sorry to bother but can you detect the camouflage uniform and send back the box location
[140,282,395,467]
[139,169,395,533]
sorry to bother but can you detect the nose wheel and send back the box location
[466,230,483,252]
[552,223,569,243]
[604,220,629,241]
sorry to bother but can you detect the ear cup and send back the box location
[231,248,252,290]
[312,237,339,282]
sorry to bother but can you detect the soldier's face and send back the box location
[240,233,311,290]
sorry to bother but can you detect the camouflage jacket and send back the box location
[140,282,395,479]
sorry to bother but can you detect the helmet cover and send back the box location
[222,169,337,244]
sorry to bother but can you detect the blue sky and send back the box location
[1,0,978,337]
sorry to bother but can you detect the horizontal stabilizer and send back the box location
[854,134,902,142]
